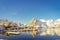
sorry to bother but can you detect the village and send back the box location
[0,18,38,37]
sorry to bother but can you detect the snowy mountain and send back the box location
[26,18,60,28]
[40,19,60,27]
[26,18,47,27]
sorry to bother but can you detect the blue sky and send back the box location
[0,0,60,23]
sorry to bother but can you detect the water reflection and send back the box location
[0,33,60,40]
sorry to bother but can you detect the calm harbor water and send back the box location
[0,33,60,40]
